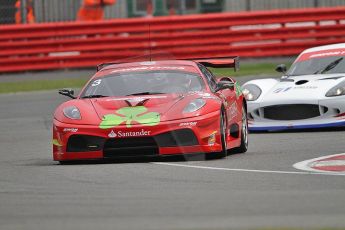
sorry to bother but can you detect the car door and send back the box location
[198,64,237,123]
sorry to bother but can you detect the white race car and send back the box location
[243,43,345,131]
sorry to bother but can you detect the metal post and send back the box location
[246,0,251,11]
[180,0,186,15]
[42,0,46,23]
[20,0,27,24]
[314,0,319,7]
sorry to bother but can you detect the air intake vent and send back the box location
[103,137,158,157]
[154,129,198,147]
[67,135,105,152]
[295,80,308,85]
[263,104,320,120]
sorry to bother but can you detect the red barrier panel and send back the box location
[1,7,345,73]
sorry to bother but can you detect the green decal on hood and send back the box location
[235,82,242,98]
[100,106,160,129]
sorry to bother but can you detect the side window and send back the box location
[198,63,217,91]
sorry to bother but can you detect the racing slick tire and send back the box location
[206,110,227,160]
[231,105,248,154]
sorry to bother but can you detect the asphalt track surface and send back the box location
[0,75,345,230]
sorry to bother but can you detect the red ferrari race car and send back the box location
[53,58,248,163]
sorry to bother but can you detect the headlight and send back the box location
[326,80,345,97]
[63,106,81,120]
[183,98,206,113]
[242,84,262,101]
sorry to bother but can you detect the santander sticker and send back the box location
[293,153,345,173]
[108,129,151,138]
[108,130,117,138]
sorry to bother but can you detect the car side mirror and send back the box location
[58,88,76,99]
[275,64,287,74]
[216,81,234,92]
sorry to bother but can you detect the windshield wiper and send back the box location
[314,57,343,74]
[82,94,109,99]
[126,92,164,96]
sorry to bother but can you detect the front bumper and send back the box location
[53,111,222,161]
[247,98,345,131]
[249,120,345,131]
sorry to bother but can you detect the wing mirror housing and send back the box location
[216,80,234,92]
[276,64,287,74]
[58,88,76,99]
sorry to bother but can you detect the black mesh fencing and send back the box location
[0,0,16,24]
[1,0,345,25]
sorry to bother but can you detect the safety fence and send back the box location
[3,0,345,24]
[1,6,345,73]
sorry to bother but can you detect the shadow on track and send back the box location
[250,126,345,134]
[23,153,218,166]
[57,153,214,166]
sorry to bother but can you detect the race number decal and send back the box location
[92,79,102,86]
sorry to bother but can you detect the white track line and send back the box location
[153,162,345,176]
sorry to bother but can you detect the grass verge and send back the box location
[212,62,280,77]
[0,62,283,94]
[0,78,88,94]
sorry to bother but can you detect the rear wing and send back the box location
[97,62,118,72]
[193,56,239,72]
[96,52,176,71]
[97,55,239,72]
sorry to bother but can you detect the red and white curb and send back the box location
[155,155,345,176]
[293,153,345,173]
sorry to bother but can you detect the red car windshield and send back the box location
[81,70,205,98]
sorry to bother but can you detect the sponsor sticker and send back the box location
[228,102,237,120]
[298,48,345,61]
[273,87,293,93]
[111,66,185,74]
[105,95,167,102]
[140,61,156,65]
[294,86,318,89]
[202,95,218,100]
[63,128,78,132]
[198,93,216,99]
[273,86,317,93]
[108,129,151,138]
[179,122,197,127]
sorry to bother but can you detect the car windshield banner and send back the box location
[297,48,345,62]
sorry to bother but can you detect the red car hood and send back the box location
[90,94,184,123]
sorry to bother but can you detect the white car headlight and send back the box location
[326,80,345,97]
[242,84,262,101]
[63,106,81,120]
[183,99,206,113]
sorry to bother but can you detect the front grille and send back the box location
[67,135,105,152]
[263,104,320,120]
[103,137,158,157]
[154,129,198,147]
